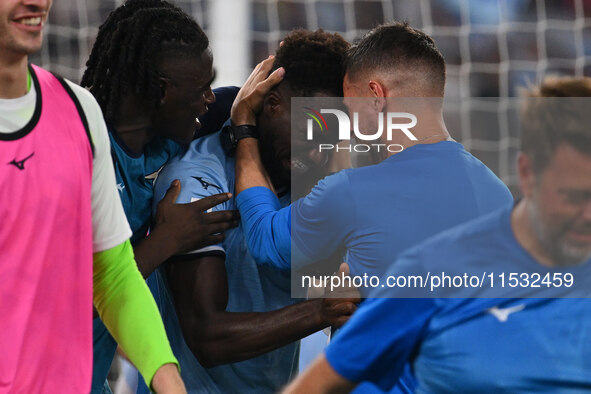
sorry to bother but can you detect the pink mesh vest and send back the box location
[0,65,94,393]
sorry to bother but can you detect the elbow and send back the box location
[192,345,216,368]
[251,246,290,270]
[247,243,270,266]
[242,223,268,264]
[189,341,226,368]
[245,228,289,269]
[242,215,279,266]
[248,246,285,269]
[181,316,233,368]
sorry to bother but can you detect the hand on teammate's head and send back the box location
[231,56,285,126]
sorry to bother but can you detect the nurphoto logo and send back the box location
[305,108,418,153]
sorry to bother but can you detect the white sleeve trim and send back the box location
[66,80,132,252]
[182,245,225,256]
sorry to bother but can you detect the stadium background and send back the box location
[33,0,590,391]
[33,0,591,194]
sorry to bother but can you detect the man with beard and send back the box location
[284,76,591,393]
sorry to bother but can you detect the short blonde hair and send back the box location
[520,76,591,173]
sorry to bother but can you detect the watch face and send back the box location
[230,129,238,145]
[220,126,236,155]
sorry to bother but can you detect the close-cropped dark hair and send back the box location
[520,76,591,174]
[345,21,446,94]
[271,29,350,97]
[81,0,208,123]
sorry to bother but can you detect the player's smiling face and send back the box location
[524,143,591,265]
[0,0,51,57]
[151,49,215,144]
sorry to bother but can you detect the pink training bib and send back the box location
[0,65,94,393]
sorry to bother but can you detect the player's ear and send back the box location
[159,77,169,106]
[264,90,281,114]
[368,80,387,98]
[517,152,535,197]
[368,81,387,112]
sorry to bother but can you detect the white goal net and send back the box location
[36,0,591,192]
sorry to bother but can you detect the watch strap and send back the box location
[220,124,259,154]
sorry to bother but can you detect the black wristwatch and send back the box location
[220,124,259,153]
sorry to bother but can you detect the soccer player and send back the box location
[0,0,185,392]
[139,29,360,394]
[232,21,513,283]
[283,76,591,392]
[79,1,239,393]
[232,21,513,392]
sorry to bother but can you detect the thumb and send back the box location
[162,179,181,204]
[337,262,350,277]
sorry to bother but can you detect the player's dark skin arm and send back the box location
[133,180,239,278]
[167,255,360,368]
[233,56,284,195]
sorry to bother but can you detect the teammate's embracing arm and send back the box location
[167,251,358,367]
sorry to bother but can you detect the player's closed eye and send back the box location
[561,190,591,205]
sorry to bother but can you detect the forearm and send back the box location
[235,138,274,194]
[232,55,283,194]
[187,299,328,367]
[93,241,178,390]
[151,364,187,394]
[133,227,177,278]
[235,186,291,268]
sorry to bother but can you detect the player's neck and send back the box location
[385,115,451,158]
[381,101,450,158]
[0,55,29,99]
[112,122,154,155]
[511,200,556,267]
[113,96,155,154]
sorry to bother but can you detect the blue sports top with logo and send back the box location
[325,205,591,392]
[237,140,513,280]
[135,130,300,394]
